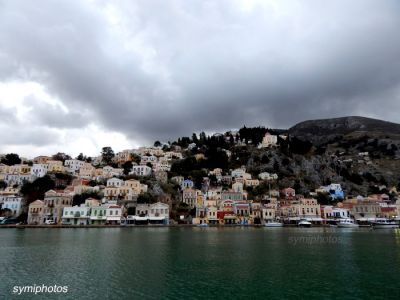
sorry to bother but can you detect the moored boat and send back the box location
[265,221,284,227]
[337,218,359,228]
[298,219,312,227]
[372,219,399,229]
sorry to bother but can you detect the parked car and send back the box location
[0,218,19,225]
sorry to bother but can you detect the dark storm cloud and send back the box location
[1,0,400,145]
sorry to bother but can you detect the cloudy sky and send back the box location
[1,0,400,158]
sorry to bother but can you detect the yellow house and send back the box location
[47,160,65,172]
[79,163,96,178]
[27,200,44,224]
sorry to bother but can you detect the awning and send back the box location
[149,216,165,221]
[132,216,148,221]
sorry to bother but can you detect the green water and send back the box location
[0,227,400,299]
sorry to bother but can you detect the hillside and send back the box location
[170,116,400,200]
[289,116,400,144]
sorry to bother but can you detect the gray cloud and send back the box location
[1,0,400,148]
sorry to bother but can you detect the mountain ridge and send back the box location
[288,116,400,137]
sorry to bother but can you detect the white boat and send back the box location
[265,221,284,227]
[337,218,359,228]
[372,219,399,229]
[197,223,209,227]
[298,219,312,227]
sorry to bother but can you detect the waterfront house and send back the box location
[182,188,198,208]
[62,205,91,225]
[148,202,169,224]
[351,200,381,221]
[2,196,23,217]
[27,200,44,224]
[90,206,107,225]
[127,202,169,225]
[262,204,276,222]
[234,201,250,224]
[250,202,262,223]
[43,189,73,224]
[106,204,123,225]
[323,206,350,219]
[218,200,237,224]
[294,198,322,222]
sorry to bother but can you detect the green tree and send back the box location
[76,153,85,161]
[1,153,21,166]
[20,175,55,206]
[101,147,115,165]
[52,152,71,163]
[72,191,102,206]
[137,192,155,204]
[192,133,199,144]
[154,141,162,147]
[122,161,133,175]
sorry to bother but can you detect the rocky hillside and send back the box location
[289,116,400,145]
[171,116,400,201]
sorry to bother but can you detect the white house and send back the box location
[107,178,124,188]
[62,205,91,225]
[64,159,85,174]
[258,132,278,148]
[149,202,169,223]
[31,164,49,178]
[2,196,23,216]
[105,204,123,225]
[130,165,152,176]
[4,174,32,186]
[328,207,350,219]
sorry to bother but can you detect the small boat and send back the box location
[265,221,284,227]
[197,223,209,227]
[337,218,359,228]
[298,219,312,227]
[372,219,399,229]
